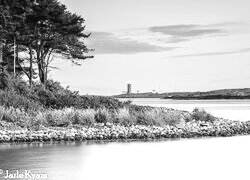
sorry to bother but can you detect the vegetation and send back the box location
[0,106,187,130]
[0,73,221,132]
[0,0,92,87]
[0,0,231,141]
[0,73,130,111]
[191,108,216,122]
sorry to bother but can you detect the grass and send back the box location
[0,105,217,131]
[0,105,190,130]
[0,73,220,133]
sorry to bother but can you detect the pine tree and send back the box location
[0,0,93,87]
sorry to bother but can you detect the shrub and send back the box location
[0,76,132,110]
[134,108,181,126]
[0,72,9,90]
[0,106,32,127]
[72,109,95,126]
[36,89,58,108]
[44,109,73,127]
[0,90,43,111]
[160,110,182,126]
[191,108,216,122]
[27,112,47,130]
[94,108,111,124]
[8,76,30,95]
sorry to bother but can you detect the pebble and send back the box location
[0,120,250,143]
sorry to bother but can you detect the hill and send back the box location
[115,88,250,99]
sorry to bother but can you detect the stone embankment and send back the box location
[0,119,250,143]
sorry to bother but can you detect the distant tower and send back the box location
[127,83,131,94]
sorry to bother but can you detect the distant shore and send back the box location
[114,88,250,99]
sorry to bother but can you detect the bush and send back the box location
[134,108,181,126]
[36,88,57,108]
[0,90,43,111]
[0,72,9,90]
[191,108,216,122]
[0,106,32,127]
[72,109,95,126]
[0,77,132,110]
[94,108,111,124]
[44,109,73,127]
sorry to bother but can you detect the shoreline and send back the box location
[1,119,250,143]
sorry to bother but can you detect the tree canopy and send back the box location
[0,0,93,86]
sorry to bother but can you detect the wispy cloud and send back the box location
[87,31,175,54]
[86,22,247,55]
[171,48,250,58]
[149,24,224,43]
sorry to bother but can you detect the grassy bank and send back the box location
[0,107,250,143]
[1,105,250,143]
[0,106,189,129]
[0,76,250,143]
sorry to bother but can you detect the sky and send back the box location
[51,0,250,95]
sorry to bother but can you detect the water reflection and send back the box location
[0,136,250,180]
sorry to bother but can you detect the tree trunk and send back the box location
[28,46,33,86]
[37,44,47,88]
[38,61,46,88]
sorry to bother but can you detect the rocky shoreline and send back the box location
[0,119,250,143]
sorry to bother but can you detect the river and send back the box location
[0,99,250,180]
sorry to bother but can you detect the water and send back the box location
[120,98,250,121]
[0,138,250,180]
[0,99,250,180]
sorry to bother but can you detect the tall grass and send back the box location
[114,108,136,125]
[135,108,182,126]
[72,109,95,126]
[0,106,186,129]
[0,105,219,130]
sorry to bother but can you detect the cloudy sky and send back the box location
[52,0,250,95]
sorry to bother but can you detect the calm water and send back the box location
[1,137,250,180]
[120,98,250,121]
[0,99,250,180]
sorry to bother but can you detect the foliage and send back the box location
[0,90,42,111]
[113,108,136,126]
[0,71,9,90]
[191,108,216,122]
[94,108,111,124]
[0,77,131,110]
[0,105,187,129]
[0,104,220,130]
[71,109,95,126]
[0,106,33,127]
[0,0,93,86]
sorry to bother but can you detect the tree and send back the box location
[0,0,33,78]
[23,0,93,87]
[0,0,93,87]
